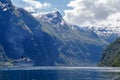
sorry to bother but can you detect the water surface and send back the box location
[0,67,120,80]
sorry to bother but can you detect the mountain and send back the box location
[34,11,108,65]
[82,26,120,43]
[0,0,58,66]
[0,0,107,66]
[99,38,120,67]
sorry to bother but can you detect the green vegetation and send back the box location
[99,38,120,67]
[0,45,13,66]
[112,55,120,66]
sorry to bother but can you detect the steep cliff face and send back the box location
[99,38,120,67]
[0,0,58,66]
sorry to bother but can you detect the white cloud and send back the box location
[23,0,51,12]
[24,7,35,12]
[64,0,120,27]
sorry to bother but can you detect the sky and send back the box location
[11,0,120,28]
[11,0,70,15]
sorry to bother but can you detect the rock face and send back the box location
[0,0,107,66]
[99,38,120,67]
[0,0,57,66]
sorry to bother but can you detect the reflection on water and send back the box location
[0,67,120,80]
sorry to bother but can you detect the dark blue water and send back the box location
[0,67,120,80]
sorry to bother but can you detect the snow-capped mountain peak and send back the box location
[83,26,120,36]
[43,11,62,19]
[33,11,64,25]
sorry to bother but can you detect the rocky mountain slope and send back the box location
[0,0,57,66]
[34,11,108,65]
[0,0,108,66]
[99,38,120,67]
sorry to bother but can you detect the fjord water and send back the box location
[0,67,120,80]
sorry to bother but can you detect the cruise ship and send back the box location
[13,56,33,67]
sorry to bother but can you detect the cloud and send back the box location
[24,6,35,12]
[64,0,120,27]
[22,0,51,12]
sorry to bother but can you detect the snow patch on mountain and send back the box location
[82,26,120,37]
[33,11,67,26]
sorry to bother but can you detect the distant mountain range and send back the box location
[0,0,118,66]
[82,26,120,43]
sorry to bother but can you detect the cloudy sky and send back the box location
[11,0,120,27]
